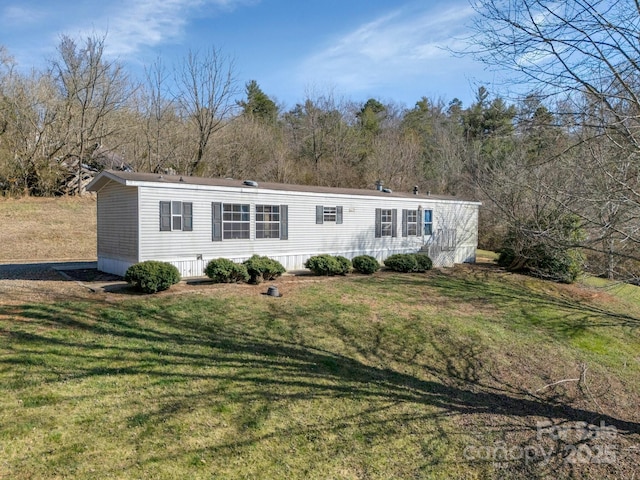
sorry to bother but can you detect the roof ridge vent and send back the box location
[382,187,392,193]
[243,180,258,187]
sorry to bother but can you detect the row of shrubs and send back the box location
[204,255,285,284]
[123,254,286,293]
[304,253,433,275]
[124,252,434,293]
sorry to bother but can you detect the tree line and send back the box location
[1,0,639,283]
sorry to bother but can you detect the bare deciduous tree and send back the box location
[468,0,640,277]
[50,34,131,194]
[173,48,238,176]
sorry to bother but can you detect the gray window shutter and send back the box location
[375,208,382,238]
[183,202,193,231]
[160,201,171,231]
[212,202,222,241]
[316,205,324,224]
[417,207,423,236]
[280,205,288,240]
[402,209,408,237]
[392,209,398,237]
[336,206,343,224]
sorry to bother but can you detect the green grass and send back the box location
[1,267,639,479]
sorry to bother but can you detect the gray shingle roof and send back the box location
[89,170,478,203]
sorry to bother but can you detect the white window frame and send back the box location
[407,210,418,236]
[380,209,393,237]
[222,203,250,240]
[323,206,337,222]
[256,205,280,239]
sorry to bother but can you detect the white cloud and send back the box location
[1,5,45,26]
[71,0,256,58]
[297,3,475,96]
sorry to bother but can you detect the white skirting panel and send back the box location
[167,246,435,278]
[98,257,135,277]
[99,245,478,280]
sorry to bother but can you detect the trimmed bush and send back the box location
[384,253,419,273]
[124,260,180,294]
[414,253,433,272]
[304,254,346,276]
[335,255,352,275]
[243,255,286,284]
[352,255,380,274]
[204,258,249,283]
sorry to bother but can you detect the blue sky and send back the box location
[0,0,500,110]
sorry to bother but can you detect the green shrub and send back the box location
[204,258,249,283]
[496,248,517,269]
[335,256,353,275]
[352,255,380,274]
[384,253,419,273]
[242,255,286,284]
[414,253,433,272]
[304,254,347,276]
[124,260,181,294]
[497,216,584,283]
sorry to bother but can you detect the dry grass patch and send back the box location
[0,196,97,261]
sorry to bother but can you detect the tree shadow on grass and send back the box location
[381,266,640,333]
[1,286,639,478]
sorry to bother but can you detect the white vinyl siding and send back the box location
[96,178,479,277]
[96,181,138,262]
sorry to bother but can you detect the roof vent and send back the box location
[382,187,392,193]
[413,185,418,195]
[243,180,258,187]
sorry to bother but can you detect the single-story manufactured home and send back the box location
[86,170,481,278]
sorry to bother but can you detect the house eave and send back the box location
[88,170,482,205]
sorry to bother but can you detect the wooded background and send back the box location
[1,0,639,281]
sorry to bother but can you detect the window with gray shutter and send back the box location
[317,205,343,224]
[160,201,171,231]
[403,209,419,236]
[160,201,192,231]
[402,209,408,237]
[212,202,222,241]
[376,209,395,237]
[391,209,397,237]
[256,205,280,239]
[280,204,288,240]
[183,202,193,231]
